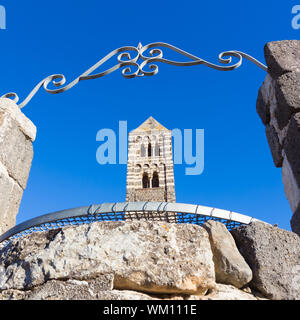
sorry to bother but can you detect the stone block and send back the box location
[265,124,283,168]
[0,163,23,235]
[284,113,300,189]
[256,86,270,125]
[0,221,216,296]
[231,222,300,300]
[264,41,300,79]
[291,205,300,236]
[0,111,33,189]
[282,156,300,213]
[202,220,252,289]
[274,72,300,129]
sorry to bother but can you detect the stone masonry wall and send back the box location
[256,40,300,236]
[0,98,36,235]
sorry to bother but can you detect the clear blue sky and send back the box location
[0,1,298,230]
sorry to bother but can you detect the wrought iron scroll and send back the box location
[1,42,268,109]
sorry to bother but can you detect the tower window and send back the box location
[148,143,152,157]
[142,172,150,188]
[152,171,159,188]
[155,143,160,156]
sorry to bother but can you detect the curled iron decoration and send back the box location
[1,42,267,109]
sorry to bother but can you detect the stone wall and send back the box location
[0,220,299,300]
[256,40,300,235]
[0,98,36,235]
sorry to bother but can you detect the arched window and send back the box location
[148,143,152,157]
[141,144,146,157]
[155,143,160,156]
[152,171,159,188]
[142,172,150,188]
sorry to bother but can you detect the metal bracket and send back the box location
[1,42,268,109]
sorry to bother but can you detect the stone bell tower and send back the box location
[126,117,176,203]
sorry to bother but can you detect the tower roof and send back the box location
[132,116,168,133]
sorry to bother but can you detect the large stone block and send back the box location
[256,86,270,125]
[282,156,300,213]
[284,113,300,188]
[264,41,300,79]
[0,111,33,189]
[202,220,252,289]
[274,72,300,129]
[231,222,300,300]
[0,163,23,235]
[265,124,283,168]
[0,221,216,296]
[291,205,300,236]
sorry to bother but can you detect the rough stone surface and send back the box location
[282,156,300,213]
[0,111,34,189]
[264,40,300,79]
[284,113,300,188]
[265,124,283,168]
[0,98,36,236]
[0,98,36,142]
[291,205,300,236]
[231,222,300,300]
[0,222,216,296]
[202,220,252,289]
[0,162,23,235]
[256,86,270,125]
[27,279,157,301]
[189,284,260,300]
[274,72,300,129]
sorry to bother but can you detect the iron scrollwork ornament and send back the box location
[1,42,268,109]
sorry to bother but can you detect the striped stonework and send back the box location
[126,117,176,203]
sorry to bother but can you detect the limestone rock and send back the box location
[27,279,156,300]
[284,113,300,189]
[256,86,270,125]
[291,205,300,236]
[264,40,300,79]
[274,72,300,129]
[0,221,216,296]
[231,222,300,300]
[202,220,252,289]
[189,284,259,300]
[265,124,283,168]
[0,110,33,189]
[0,162,23,235]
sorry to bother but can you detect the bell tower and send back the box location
[126,116,176,203]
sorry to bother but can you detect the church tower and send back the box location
[126,117,176,203]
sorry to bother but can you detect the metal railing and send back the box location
[0,201,265,247]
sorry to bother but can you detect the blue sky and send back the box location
[0,0,299,230]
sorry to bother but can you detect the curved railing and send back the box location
[0,202,266,247]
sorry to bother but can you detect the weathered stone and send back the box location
[0,289,28,300]
[0,98,36,142]
[291,205,300,236]
[0,111,33,189]
[0,221,216,296]
[231,222,300,300]
[188,284,259,300]
[202,220,252,289]
[256,86,270,125]
[282,156,300,213]
[264,41,300,79]
[284,113,300,188]
[265,124,283,168]
[0,162,23,235]
[274,72,300,129]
